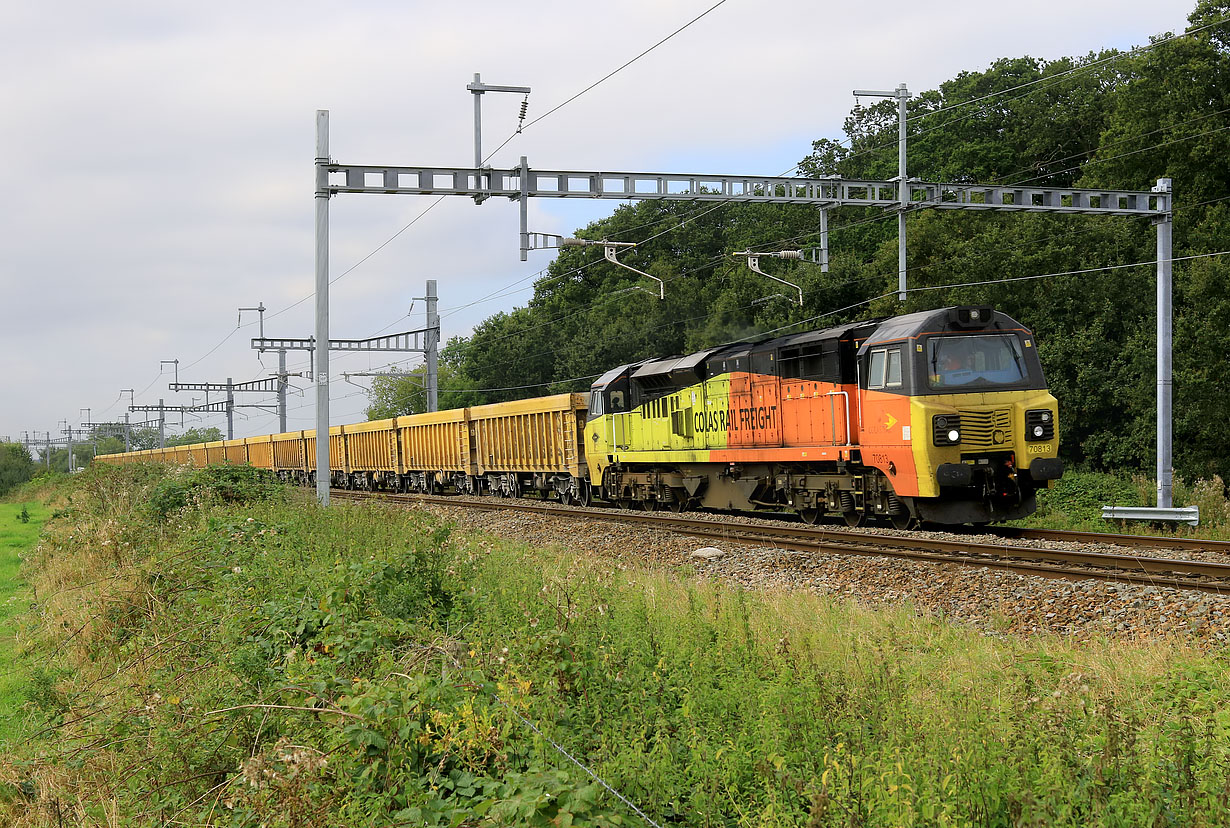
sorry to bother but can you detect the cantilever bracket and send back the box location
[560,238,664,299]
[603,244,664,300]
[735,250,804,306]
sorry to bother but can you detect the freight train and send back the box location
[97,305,1063,526]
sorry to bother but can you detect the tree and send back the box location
[43,443,95,474]
[96,437,126,456]
[395,2,1230,485]
[166,427,223,447]
[0,443,34,496]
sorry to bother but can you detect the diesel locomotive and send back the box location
[585,305,1063,526]
[97,305,1062,527]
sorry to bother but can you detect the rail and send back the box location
[328,490,1230,595]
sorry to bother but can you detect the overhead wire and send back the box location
[480,0,731,163]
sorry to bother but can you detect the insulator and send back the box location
[519,98,529,120]
[775,250,804,260]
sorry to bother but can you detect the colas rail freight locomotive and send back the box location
[98,305,1063,527]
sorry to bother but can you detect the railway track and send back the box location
[990,525,1230,553]
[329,489,1230,595]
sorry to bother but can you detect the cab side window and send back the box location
[867,347,903,390]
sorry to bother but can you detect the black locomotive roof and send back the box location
[702,318,883,366]
[858,306,1021,353]
[765,318,884,350]
[590,307,1023,391]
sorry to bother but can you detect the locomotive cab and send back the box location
[857,306,1064,524]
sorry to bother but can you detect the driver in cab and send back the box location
[931,344,973,387]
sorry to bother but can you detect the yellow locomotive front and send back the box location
[859,306,1063,524]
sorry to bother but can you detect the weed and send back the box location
[4,466,1230,827]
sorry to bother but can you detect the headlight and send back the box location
[1025,409,1055,441]
[933,414,961,445]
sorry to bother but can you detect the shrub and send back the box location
[146,464,284,520]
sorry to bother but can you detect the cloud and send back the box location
[0,0,1187,440]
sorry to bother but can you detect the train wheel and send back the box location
[558,488,572,506]
[889,512,916,530]
[798,508,822,525]
[843,510,867,528]
[577,481,592,507]
[669,497,686,513]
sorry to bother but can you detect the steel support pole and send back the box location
[426,279,439,412]
[819,208,830,273]
[315,110,331,506]
[472,73,483,170]
[1155,177,1174,508]
[896,83,909,302]
[226,378,234,440]
[519,156,529,262]
[158,399,165,449]
[278,349,288,433]
[123,413,131,453]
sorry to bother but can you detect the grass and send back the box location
[3,463,1230,825]
[0,501,47,745]
[1010,469,1230,539]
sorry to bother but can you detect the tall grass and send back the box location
[2,463,1229,826]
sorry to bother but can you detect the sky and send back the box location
[0,0,1194,445]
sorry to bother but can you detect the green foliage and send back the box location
[366,360,467,420]
[398,5,1230,485]
[146,463,284,520]
[165,427,224,447]
[0,501,47,745]
[8,466,1230,825]
[0,443,35,497]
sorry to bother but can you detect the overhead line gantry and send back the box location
[307,78,1174,515]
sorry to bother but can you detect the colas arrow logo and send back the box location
[880,412,898,430]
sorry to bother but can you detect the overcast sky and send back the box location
[0,0,1191,445]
